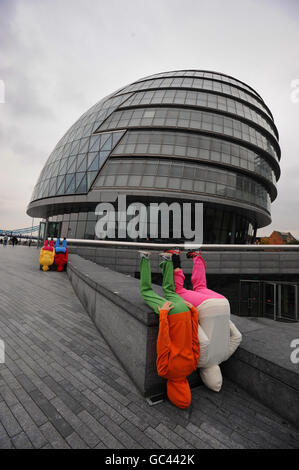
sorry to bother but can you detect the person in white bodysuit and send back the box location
[172,251,242,392]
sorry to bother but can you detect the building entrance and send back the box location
[239,280,261,317]
[38,221,62,246]
[239,280,298,322]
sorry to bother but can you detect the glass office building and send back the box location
[27,70,281,243]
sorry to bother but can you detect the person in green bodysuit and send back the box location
[139,252,199,409]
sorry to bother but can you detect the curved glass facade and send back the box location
[134,70,265,100]
[115,76,273,120]
[30,130,126,201]
[120,89,278,139]
[112,130,276,190]
[98,107,279,162]
[27,69,281,243]
[93,158,271,212]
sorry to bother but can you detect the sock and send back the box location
[172,254,181,269]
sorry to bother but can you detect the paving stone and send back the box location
[15,374,37,394]
[43,376,84,414]
[0,382,20,408]
[39,421,70,449]
[82,389,125,425]
[155,423,195,449]
[144,426,178,449]
[0,435,13,449]
[30,390,74,439]
[78,410,124,448]
[66,432,90,449]
[186,422,229,449]
[58,378,105,420]
[13,387,48,427]
[199,421,245,449]
[50,397,100,447]
[10,402,47,448]
[173,424,212,449]
[12,431,34,449]
[0,401,22,438]
[120,420,161,449]
[0,421,7,437]
[98,415,142,449]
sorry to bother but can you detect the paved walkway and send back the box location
[0,246,298,449]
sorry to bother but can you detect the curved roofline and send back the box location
[144,69,263,98]
[132,69,272,118]
[115,76,274,125]
[118,86,279,140]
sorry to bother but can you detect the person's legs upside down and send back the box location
[160,258,189,314]
[173,255,207,306]
[139,254,166,314]
[191,254,207,292]
[139,254,199,409]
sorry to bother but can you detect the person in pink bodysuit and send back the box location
[172,251,242,392]
[174,254,224,306]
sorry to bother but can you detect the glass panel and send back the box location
[88,154,99,171]
[67,156,77,173]
[76,220,86,238]
[85,220,96,239]
[77,154,87,172]
[89,134,102,151]
[100,135,113,151]
[65,174,76,194]
[87,171,98,189]
[67,221,77,238]
[56,177,66,195]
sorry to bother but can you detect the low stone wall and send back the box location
[69,245,299,276]
[69,246,299,316]
[67,254,200,397]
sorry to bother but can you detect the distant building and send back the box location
[263,231,297,244]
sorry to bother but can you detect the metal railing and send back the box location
[46,238,299,251]
[0,225,39,236]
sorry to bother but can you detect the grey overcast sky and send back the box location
[0,0,298,236]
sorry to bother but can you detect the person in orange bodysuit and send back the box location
[139,251,199,409]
